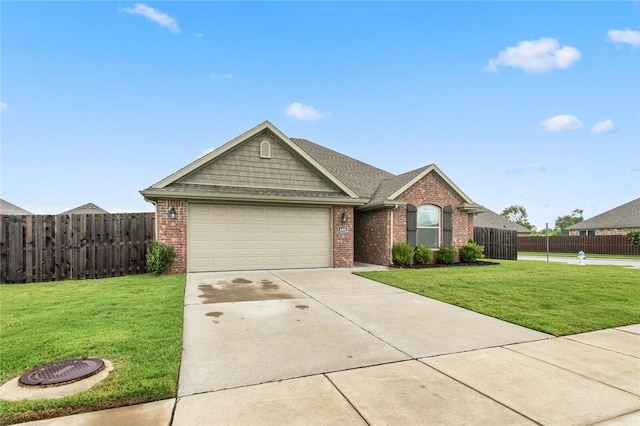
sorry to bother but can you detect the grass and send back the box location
[519,251,640,260]
[357,260,640,336]
[0,273,185,425]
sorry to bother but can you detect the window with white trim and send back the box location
[417,205,440,249]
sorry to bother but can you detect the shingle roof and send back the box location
[473,209,531,233]
[290,138,393,198]
[142,121,482,211]
[368,166,432,206]
[568,198,640,230]
[61,203,109,214]
[0,199,33,215]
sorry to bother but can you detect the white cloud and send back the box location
[124,3,180,34]
[284,102,326,121]
[0,102,7,113]
[592,119,615,134]
[540,114,582,131]
[485,37,581,73]
[607,29,640,46]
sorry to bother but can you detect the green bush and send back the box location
[436,244,458,265]
[414,245,433,264]
[146,241,176,274]
[459,240,485,262]
[626,230,640,247]
[392,242,414,267]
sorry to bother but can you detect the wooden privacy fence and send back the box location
[0,213,155,284]
[518,235,640,256]
[473,227,518,260]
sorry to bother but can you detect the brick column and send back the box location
[156,199,188,273]
[333,206,354,268]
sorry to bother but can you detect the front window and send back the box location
[417,205,440,249]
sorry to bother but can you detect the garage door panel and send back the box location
[188,204,331,272]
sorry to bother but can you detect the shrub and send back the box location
[392,242,414,267]
[414,245,433,264]
[436,244,457,265]
[626,230,640,247]
[146,241,176,274]
[459,240,485,262]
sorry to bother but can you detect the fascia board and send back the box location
[139,189,368,206]
[356,200,408,211]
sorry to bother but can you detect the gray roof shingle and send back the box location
[61,203,109,215]
[0,199,33,215]
[568,198,640,230]
[474,209,531,233]
[290,138,394,198]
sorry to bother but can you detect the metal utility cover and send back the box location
[19,358,105,387]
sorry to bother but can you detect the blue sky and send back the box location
[2,1,639,230]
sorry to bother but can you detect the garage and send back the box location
[188,204,332,272]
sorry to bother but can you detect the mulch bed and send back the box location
[393,260,500,269]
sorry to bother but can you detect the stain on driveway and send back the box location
[197,277,297,303]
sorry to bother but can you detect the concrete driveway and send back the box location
[173,267,640,425]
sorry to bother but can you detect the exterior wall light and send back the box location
[341,210,347,223]
[169,207,177,220]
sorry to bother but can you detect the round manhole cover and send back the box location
[19,358,105,387]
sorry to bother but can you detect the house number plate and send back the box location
[338,226,348,233]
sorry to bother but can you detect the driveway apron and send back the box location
[175,268,639,425]
[178,269,548,397]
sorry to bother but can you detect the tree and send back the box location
[500,205,533,230]
[554,209,583,235]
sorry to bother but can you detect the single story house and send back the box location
[61,203,109,215]
[473,209,532,236]
[141,121,484,273]
[568,198,640,236]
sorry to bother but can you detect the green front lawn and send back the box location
[0,274,185,425]
[357,260,640,336]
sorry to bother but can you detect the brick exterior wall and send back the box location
[333,206,354,268]
[354,209,392,266]
[156,199,188,273]
[354,172,476,266]
[395,172,474,249]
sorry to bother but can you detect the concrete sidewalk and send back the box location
[18,266,640,425]
[518,255,640,268]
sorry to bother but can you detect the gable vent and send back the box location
[260,140,272,159]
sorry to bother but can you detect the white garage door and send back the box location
[188,204,331,272]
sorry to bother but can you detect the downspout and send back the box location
[389,204,399,265]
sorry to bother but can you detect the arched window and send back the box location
[417,205,440,249]
[260,140,272,158]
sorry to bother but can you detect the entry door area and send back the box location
[188,204,331,272]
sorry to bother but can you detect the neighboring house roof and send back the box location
[568,198,640,230]
[0,199,33,215]
[141,121,484,212]
[61,203,109,214]
[473,209,531,234]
